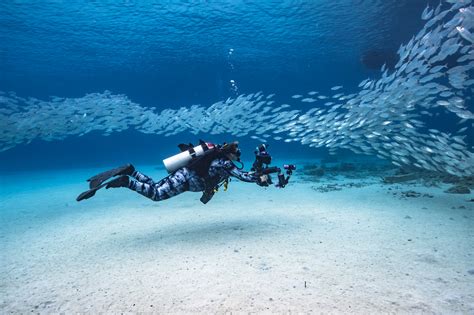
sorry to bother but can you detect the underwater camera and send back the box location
[252,144,272,173]
[251,144,295,188]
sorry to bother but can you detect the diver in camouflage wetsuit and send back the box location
[77,142,270,204]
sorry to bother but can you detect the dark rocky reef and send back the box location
[300,159,474,196]
[445,185,471,194]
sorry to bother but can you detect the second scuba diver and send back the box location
[77,140,294,204]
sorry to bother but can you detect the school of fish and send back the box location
[0,0,473,176]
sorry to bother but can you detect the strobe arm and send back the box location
[256,165,295,188]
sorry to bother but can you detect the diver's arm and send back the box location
[228,167,258,182]
[222,160,257,183]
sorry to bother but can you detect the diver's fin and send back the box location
[76,182,108,202]
[105,175,129,189]
[87,164,134,189]
[77,175,129,202]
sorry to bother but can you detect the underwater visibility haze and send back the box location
[1,0,474,313]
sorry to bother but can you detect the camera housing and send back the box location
[251,143,295,188]
[252,144,272,172]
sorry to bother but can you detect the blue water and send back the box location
[0,0,442,171]
[1,2,474,313]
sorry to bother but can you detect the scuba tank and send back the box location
[162,140,240,174]
[162,139,242,204]
[163,140,217,173]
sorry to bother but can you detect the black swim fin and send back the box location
[87,164,134,189]
[76,181,108,202]
[77,176,130,202]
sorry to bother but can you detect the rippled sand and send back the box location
[1,163,473,313]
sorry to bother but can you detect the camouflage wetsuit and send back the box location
[127,158,257,201]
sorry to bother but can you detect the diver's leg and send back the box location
[130,170,156,185]
[128,169,190,201]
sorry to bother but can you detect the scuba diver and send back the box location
[77,140,295,204]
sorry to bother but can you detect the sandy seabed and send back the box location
[1,164,473,314]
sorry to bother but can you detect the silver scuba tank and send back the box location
[163,142,216,173]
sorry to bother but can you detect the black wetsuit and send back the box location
[127,158,257,202]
